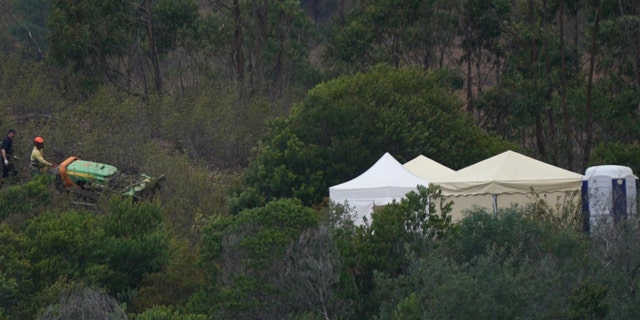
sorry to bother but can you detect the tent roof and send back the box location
[403,155,455,180]
[434,150,583,195]
[329,152,429,201]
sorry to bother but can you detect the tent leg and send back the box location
[492,194,498,215]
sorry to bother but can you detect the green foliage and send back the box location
[98,198,170,301]
[38,284,127,320]
[3,2,640,319]
[390,293,421,320]
[46,0,135,70]
[195,198,319,318]
[136,140,237,248]
[234,65,513,211]
[16,210,103,318]
[362,185,453,276]
[3,198,170,318]
[325,0,459,71]
[204,0,319,96]
[589,142,640,176]
[23,211,102,284]
[447,207,588,265]
[68,87,151,167]
[156,85,282,168]
[374,206,592,320]
[133,305,207,320]
[0,0,49,59]
[344,185,453,319]
[0,175,51,221]
[0,54,65,118]
[152,0,199,54]
[527,190,584,233]
[589,218,640,319]
[0,223,31,318]
[131,238,203,313]
[569,281,609,320]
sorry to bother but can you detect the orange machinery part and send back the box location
[59,156,79,188]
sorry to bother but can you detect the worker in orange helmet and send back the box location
[31,136,55,176]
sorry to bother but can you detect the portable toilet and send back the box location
[582,165,638,232]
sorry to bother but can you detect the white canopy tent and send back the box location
[403,155,456,180]
[329,152,430,225]
[433,150,584,220]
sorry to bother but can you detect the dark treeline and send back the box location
[1,0,640,319]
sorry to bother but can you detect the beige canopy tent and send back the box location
[403,155,456,180]
[432,150,584,220]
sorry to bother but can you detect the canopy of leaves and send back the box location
[234,64,514,210]
[0,190,169,319]
[195,198,319,318]
[374,207,595,319]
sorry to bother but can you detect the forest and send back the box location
[1,0,640,319]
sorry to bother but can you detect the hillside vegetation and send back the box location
[1,0,640,319]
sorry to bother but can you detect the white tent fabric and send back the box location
[432,150,584,219]
[403,155,455,180]
[329,152,430,225]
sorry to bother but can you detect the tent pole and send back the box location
[492,194,498,215]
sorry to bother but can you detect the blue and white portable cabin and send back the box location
[582,165,638,232]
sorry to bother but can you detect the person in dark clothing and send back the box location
[1,129,17,178]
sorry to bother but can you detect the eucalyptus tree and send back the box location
[46,0,198,96]
[0,0,48,59]
[476,0,568,163]
[324,0,459,73]
[458,0,511,119]
[473,0,618,171]
[587,2,640,147]
[596,1,640,102]
[206,0,317,99]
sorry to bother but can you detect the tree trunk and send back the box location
[232,0,246,97]
[543,0,557,164]
[583,0,602,171]
[559,1,573,170]
[144,0,162,92]
[0,0,44,60]
[528,0,545,156]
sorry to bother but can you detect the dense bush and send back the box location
[0,197,170,319]
[375,207,594,319]
[231,65,515,212]
[193,198,321,318]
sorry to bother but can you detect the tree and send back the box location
[46,0,137,90]
[46,0,199,95]
[459,0,511,119]
[194,198,320,318]
[375,207,593,319]
[231,64,513,212]
[38,285,127,320]
[279,225,353,319]
[347,185,454,319]
[98,198,170,302]
[207,0,317,99]
[3,198,170,318]
[324,0,459,73]
[0,223,31,319]
[0,0,48,59]
[590,217,640,318]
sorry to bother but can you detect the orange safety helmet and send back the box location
[34,136,44,144]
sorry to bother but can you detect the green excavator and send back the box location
[52,156,165,201]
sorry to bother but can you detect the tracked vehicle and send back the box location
[53,156,164,201]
